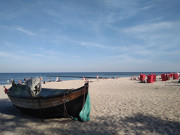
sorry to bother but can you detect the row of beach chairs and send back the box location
[139,73,179,83]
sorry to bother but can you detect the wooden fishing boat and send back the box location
[6,81,90,121]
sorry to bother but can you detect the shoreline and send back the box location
[0,72,177,85]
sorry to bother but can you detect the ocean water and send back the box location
[0,72,174,85]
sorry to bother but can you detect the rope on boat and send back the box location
[38,98,43,121]
[51,94,72,119]
[63,93,69,118]
[52,105,65,116]
[52,82,88,121]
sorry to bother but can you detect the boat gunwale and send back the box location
[7,82,89,100]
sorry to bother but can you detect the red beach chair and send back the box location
[169,73,173,78]
[173,73,179,80]
[166,74,170,80]
[140,74,146,83]
[161,74,166,81]
[147,75,154,83]
[151,74,156,82]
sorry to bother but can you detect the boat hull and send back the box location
[7,83,89,119]
[14,93,88,119]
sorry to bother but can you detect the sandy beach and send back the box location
[0,77,180,135]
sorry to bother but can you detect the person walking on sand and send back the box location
[97,75,99,81]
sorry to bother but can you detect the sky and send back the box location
[0,0,180,72]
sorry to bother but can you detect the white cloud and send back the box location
[103,0,154,25]
[13,26,36,36]
[123,21,175,33]
[0,25,37,36]
[80,42,109,49]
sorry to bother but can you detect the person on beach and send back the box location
[24,78,26,83]
[56,77,60,82]
[18,80,21,84]
[7,80,9,84]
[11,79,15,86]
[97,75,99,81]
[85,78,88,82]
[47,78,51,82]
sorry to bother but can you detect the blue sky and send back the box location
[0,0,180,72]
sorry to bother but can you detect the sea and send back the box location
[0,72,176,85]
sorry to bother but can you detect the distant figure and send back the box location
[97,75,99,81]
[40,77,43,81]
[7,80,9,84]
[85,78,88,82]
[56,77,60,82]
[47,78,51,82]
[11,79,15,86]
[18,80,21,84]
[24,78,26,83]
[131,76,137,80]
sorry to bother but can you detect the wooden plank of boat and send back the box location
[8,87,88,109]
[6,81,90,120]
[8,84,88,109]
